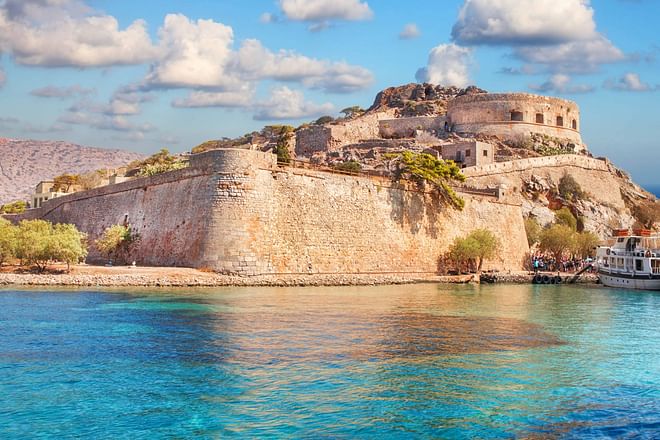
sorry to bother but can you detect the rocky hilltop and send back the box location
[0,138,144,204]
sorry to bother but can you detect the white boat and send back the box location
[595,229,660,290]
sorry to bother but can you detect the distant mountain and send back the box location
[0,138,145,204]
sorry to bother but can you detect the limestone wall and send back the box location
[448,93,582,145]
[10,148,530,274]
[379,116,446,138]
[296,109,396,156]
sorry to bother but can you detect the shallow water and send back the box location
[0,284,658,438]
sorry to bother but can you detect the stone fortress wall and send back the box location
[378,116,446,138]
[447,93,583,146]
[295,109,396,156]
[10,148,530,274]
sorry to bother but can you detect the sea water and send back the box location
[0,284,658,439]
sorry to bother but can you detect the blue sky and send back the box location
[0,0,658,185]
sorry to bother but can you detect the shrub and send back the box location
[340,106,365,118]
[558,173,586,201]
[0,200,27,214]
[96,224,140,264]
[314,116,334,125]
[130,149,188,176]
[386,151,466,210]
[524,217,541,247]
[554,207,578,231]
[334,160,362,173]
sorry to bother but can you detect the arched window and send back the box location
[572,119,577,130]
[510,111,524,121]
[556,116,564,127]
[536,113,544,124]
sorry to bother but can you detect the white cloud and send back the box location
[415,44,472,87]
[0,0,157,67]
[514,35,624,73]
[235,39,373,93]
[58,111,154,133]
[144,14,237,90]
[399,23,420,40]
[529,74,594,94]
[279,0,373,22]
[449,0,624,74]
[452,0,596,45]
[604,72,657,92]
[30,84,94,98]
[254,86,334,120]
[172,87,255,108]
[259,12,279,24]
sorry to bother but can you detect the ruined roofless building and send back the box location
[447,93,584,150]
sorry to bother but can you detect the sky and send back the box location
[0,0,658,185]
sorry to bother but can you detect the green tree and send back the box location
[340,106,365,118]
[572,231,600,259]
[273,125,294,164]
[14,220,87,272]
[386,151,466,210]
[539,224,576,263]
[554,206,577,231]
[0,218,17,265]
[0,200,27,214]
[48,223,88,271]
[447,229,500,273]
[314,115,334,125]
[52,174,81,192]
[524,217,541,247]
[96,224,140,264]
[130,149,188,176]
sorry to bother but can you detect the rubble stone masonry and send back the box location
[9,149,530,275]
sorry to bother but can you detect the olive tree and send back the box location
[539,224,576,263]
[447,229,500,274]
[0,218,17,266]
[14,219,87,272]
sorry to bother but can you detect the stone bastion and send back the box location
[447,93,583,146]
[6,148,529,275]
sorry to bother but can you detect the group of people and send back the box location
[531,254,594,273]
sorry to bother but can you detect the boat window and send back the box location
[617,238,624,243]
[652,259,660,274]
[636,260,643,271]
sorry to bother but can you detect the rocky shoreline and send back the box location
[0,270,598,288]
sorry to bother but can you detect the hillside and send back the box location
[0,138,144,204]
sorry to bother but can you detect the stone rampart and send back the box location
[295,109,396,156]
[462,154,610,178]
[379,116,446,138]
[448,93,583,145]
[9,148,529,274]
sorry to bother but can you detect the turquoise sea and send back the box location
[0,284,658,439]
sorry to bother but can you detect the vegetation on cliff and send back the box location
[127,149,187,177]
[0,219,87,272]
[386,151,466,209]
[526,216,600,262]
[96,224,141,265]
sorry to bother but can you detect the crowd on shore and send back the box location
[531,254,595,273]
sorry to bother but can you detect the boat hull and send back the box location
[597,271,660,291]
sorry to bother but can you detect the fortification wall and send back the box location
[463,155,630,234]
[448,93,583,145]
[9,149,529,274]
[379,116,446,138]
[296,109,396,156]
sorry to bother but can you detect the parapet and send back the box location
[447,93,583,146]
[189,148,276,172]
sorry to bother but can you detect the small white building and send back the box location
[441,141,494,168]
[31,181,69,208]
